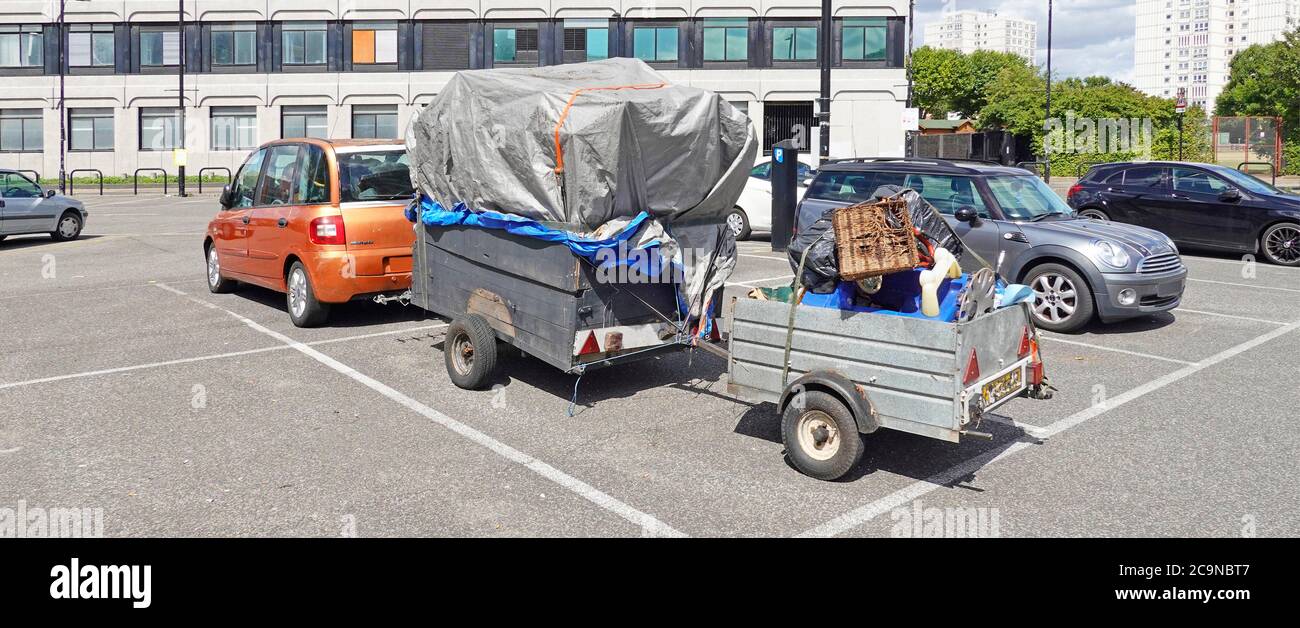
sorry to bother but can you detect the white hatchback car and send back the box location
[727,156,816,240]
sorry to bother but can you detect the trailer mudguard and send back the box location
[779,370,880,434]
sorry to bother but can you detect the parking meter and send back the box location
[770,140,800,252]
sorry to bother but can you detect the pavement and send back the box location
[1,193,1297,537]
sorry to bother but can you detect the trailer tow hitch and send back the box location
[373,290,413,307]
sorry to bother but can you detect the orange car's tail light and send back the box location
[309,215,346,245]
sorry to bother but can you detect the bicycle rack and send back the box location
[69,169,104,196]
[198,167,232,195]
[17,169,41,184]
[134,168,168,195]
[1237,161,1277,186]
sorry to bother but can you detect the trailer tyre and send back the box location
[781,391,864,481]
[445,315,498,390]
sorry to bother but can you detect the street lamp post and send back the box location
[817,0,831,160]
[58,0,66,194]
[177,0,186,197]
[1045,0,1053,181]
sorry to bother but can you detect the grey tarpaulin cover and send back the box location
[405,57,757,316]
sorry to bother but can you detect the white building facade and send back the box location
[1134,0,1299,112]
[922,10,1036,61]
[0,1,912,185]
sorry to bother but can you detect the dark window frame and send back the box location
[67,108,114,152]
[489,22,541,67]
[210,106,258,152]
[210,23,258,68]
[351,104,399,139]
[0,24,45,69]
[280,105,328,139]
[0,108,44,153]
[282,21,329,67]
[138,107,182,151]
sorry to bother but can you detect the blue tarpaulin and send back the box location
[407,196,660,261]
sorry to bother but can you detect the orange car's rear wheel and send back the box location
[286,261,330,327]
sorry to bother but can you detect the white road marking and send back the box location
[1176,308,1288,325]
[1187,278,1300,294]
[0,324,447,390]
[0,278,205,301]
[737,253,788,262]
[1039,335,1195,365]
[152,282,686,538]
[798,316,1300,537]
[727,273,794,289]
[0,447,21,455]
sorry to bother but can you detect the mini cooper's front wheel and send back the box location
[1025,263,1095,333]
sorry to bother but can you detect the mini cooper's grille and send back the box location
[1137,253,1183,274]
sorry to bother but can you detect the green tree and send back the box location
[954,50,1033,117]
[908,46,965,118]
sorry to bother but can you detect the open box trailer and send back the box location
[389,216,1049,481]
[725,296,1046,480]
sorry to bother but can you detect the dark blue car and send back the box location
[1068,161,1300,266]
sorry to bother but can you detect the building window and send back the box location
[493,25,539,64]
[351,105,399,139]
[140,107,181,150]
[70,24,115,68]
[282,105,327,139]
[212,24,257,67]
[563,19,608,63]
[140,29,180,66]
[352,22,398,65]
[842,18,886,61]
[211,106,257,151]
[773,26,817,61]
[283,22,327,65]
[69,108,113,151]
[703,18,748,62]
[633,26,678,62]
[0,25,44,67]
[0,109,42,152]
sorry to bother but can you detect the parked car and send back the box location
[204,139,415,327]
[1068,161,1300,266]
[728,155,816,240]
[798,158,1187,332]
[0,170,87,243]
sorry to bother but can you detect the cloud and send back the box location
[915,0,1135,82]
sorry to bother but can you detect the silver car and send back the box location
[0,170,88,243]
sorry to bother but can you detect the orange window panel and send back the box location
[353,30,376,64]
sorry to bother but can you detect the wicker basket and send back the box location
[832,196,919,281]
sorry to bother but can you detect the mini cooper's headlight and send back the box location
[1093,239,1131,268]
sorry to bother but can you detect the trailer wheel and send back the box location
[781,391,864,481]
[445,315,499,390]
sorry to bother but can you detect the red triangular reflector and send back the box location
[963,348,981,386]
[579,331,600,355]
[1018,326,1033,358]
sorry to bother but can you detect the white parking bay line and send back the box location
[1187,278,1300,294]
[1039,335,1194,365]
[738,253,789,262]
[1176,308,1288,325]
[0,324,446,390]
[152,282,686,538]
[727,273,794,289]
[798,317,1300,538]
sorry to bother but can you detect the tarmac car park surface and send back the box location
[2,193,1298,537]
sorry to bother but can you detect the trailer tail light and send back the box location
[577,331,601,356]
[309,215,346,245]
[962,348,981,387]
[1018,326,1033,358]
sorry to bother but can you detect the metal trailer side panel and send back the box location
[727,299,962,441]
[411,223,688,373]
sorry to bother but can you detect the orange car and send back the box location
[204,139,415,327]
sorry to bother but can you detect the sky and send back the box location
[915,0,1137,83]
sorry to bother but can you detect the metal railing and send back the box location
[1237,161,1277,186]
[17,169,40,184]
[68,169,104,196]
[198,167,232,195]
[133,168,168,195]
